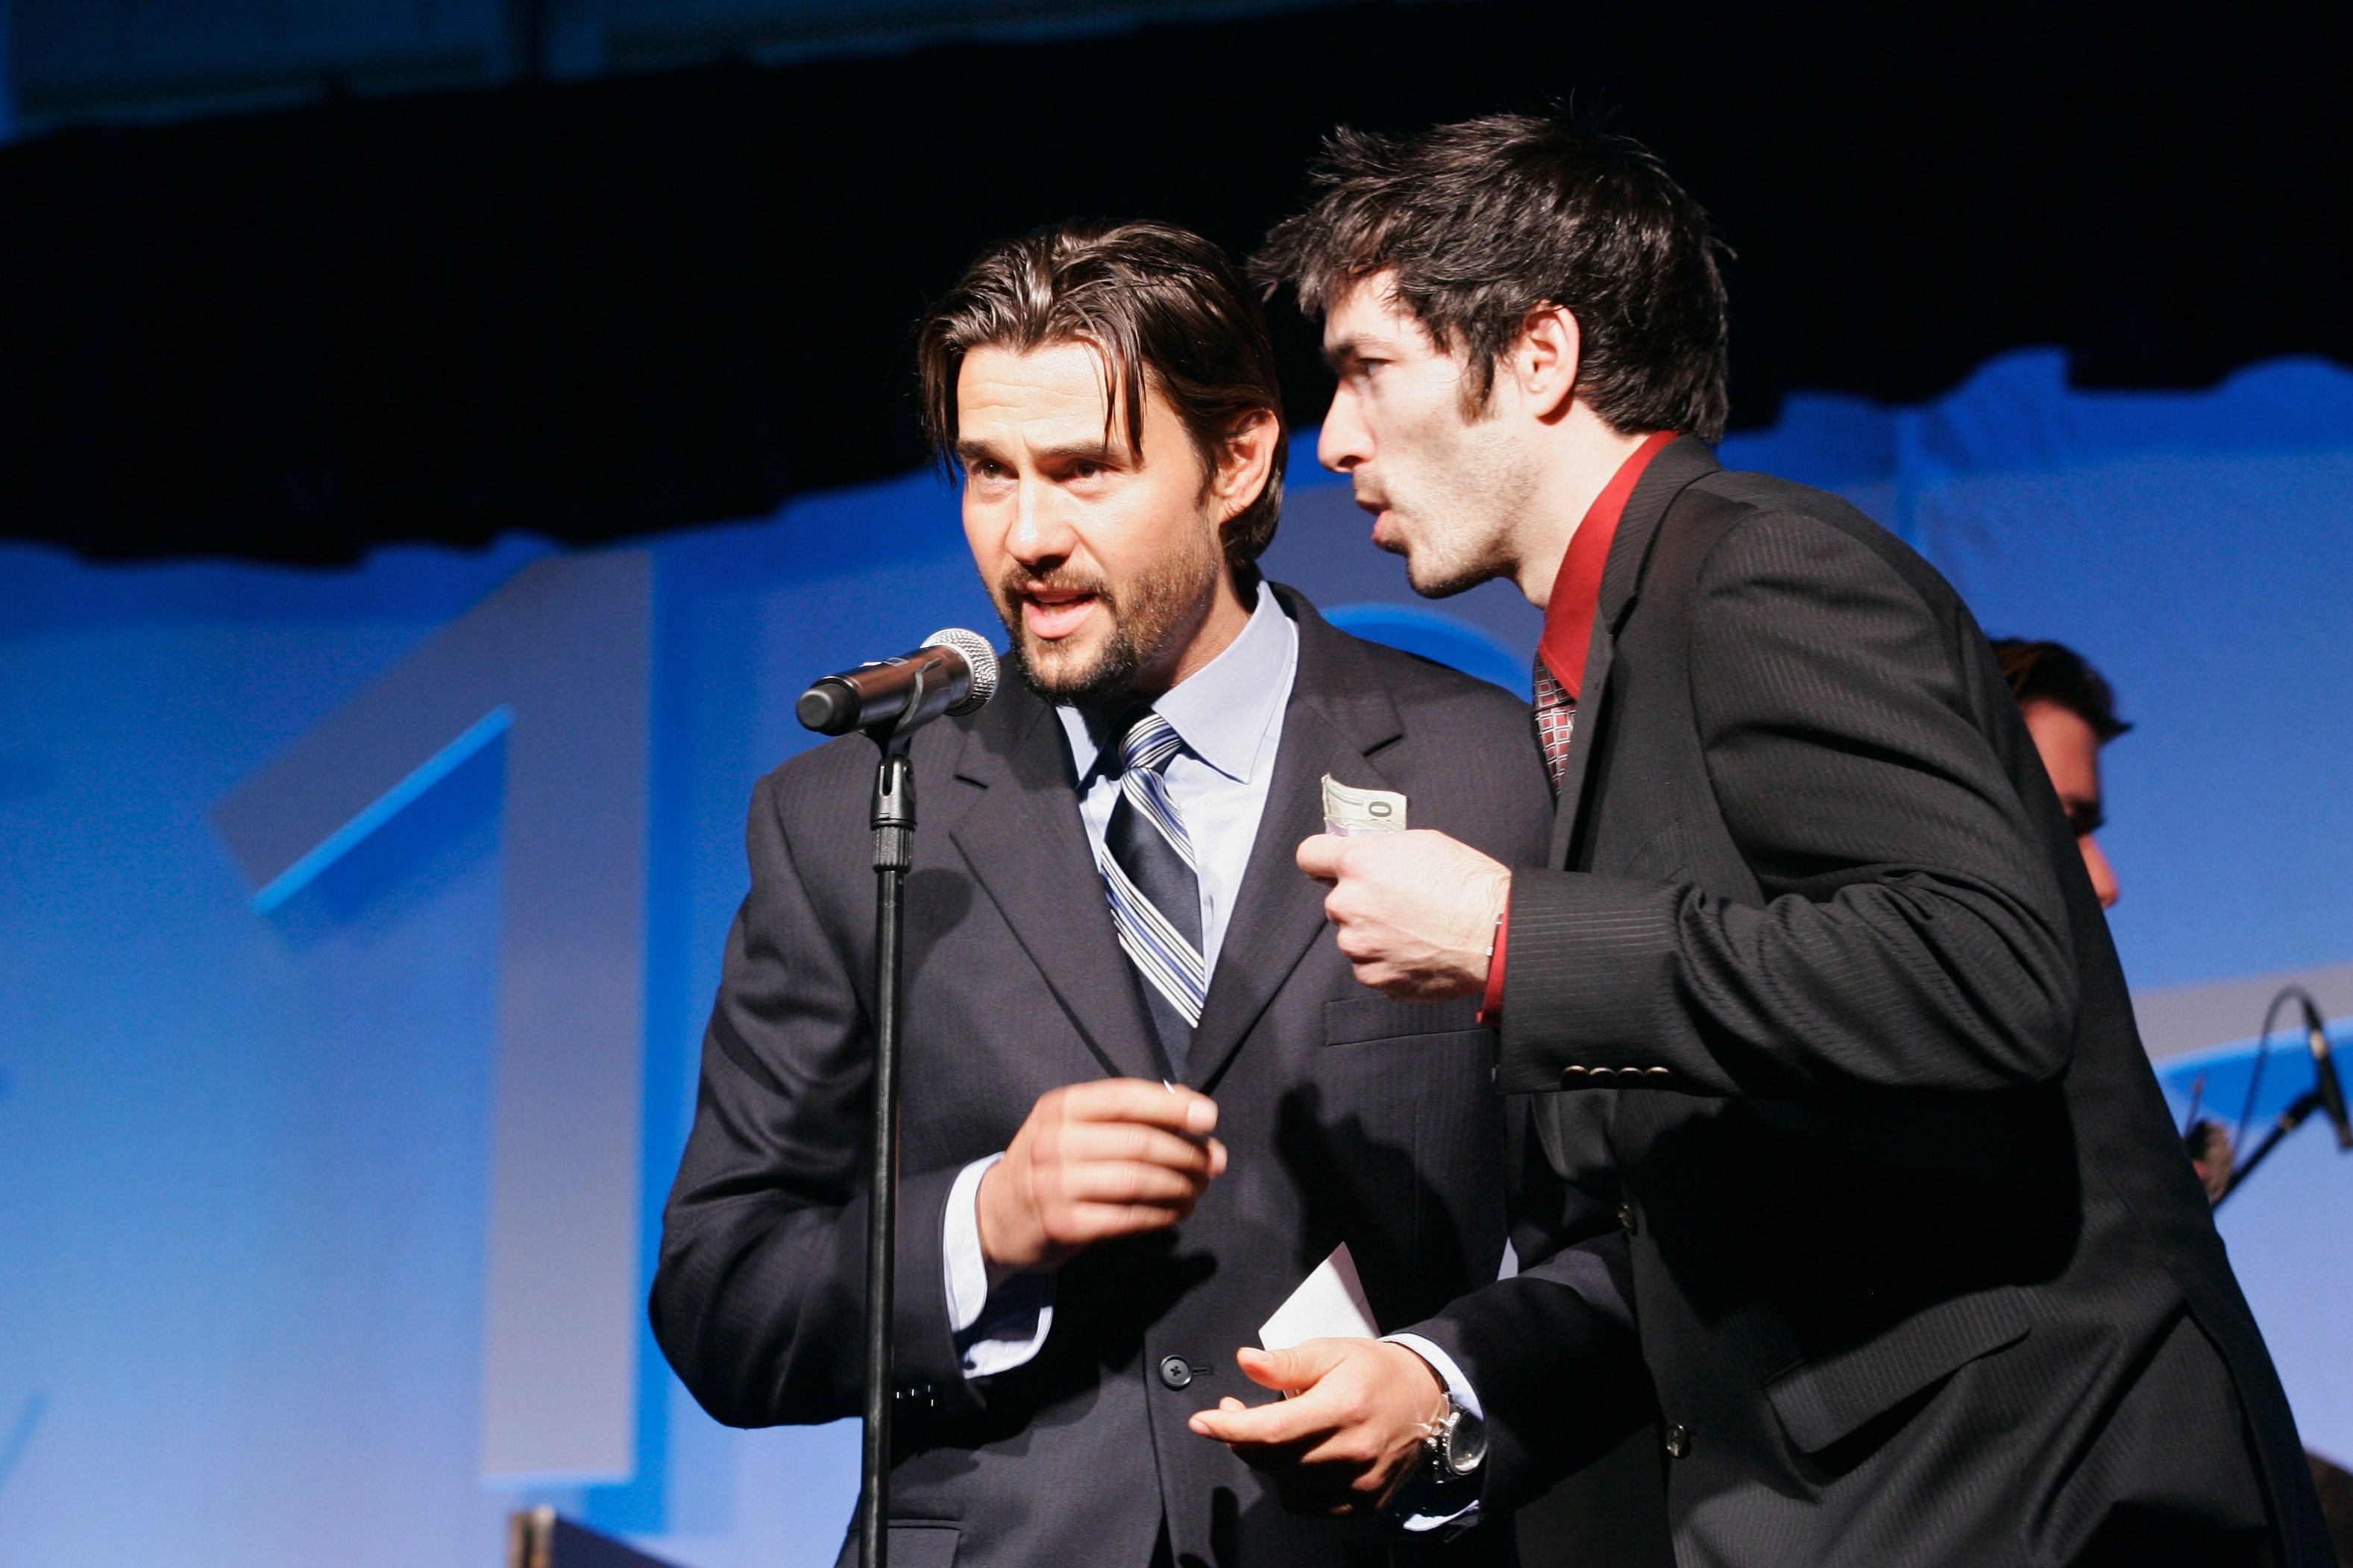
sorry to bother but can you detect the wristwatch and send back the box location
[1423,1397,1488,1482]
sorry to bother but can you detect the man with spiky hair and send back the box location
[1192,116,2331,1568]
[652,219,1551,1567]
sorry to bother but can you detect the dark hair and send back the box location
[916,220,1287,573]
[1251,115,1731,442]
[1992,638,2131,741]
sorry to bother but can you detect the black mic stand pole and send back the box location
[858,678,923,1568]
[2216,1086,2325,1207]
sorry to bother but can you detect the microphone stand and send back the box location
[797,633,992,1567]
[2216,1086,2328,1206]
[2212,986,2352,1209]
[858,678,923,1568]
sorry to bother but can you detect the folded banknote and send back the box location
[1321,774,1408,837]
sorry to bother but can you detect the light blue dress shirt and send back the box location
[942,586,1298,1376]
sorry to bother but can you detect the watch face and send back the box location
[1445,1411,1489,1476]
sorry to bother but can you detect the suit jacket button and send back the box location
[1665,1423,1691,1458]
[1618,1202,1638,1235]
[1158,1355,1194,1391]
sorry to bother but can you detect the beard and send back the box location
[992,532,1223,705]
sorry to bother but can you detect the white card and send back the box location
[1258,1241,1379,1350]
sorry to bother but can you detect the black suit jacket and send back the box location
[653,586,1555,1568]
[1409,441,2333,1567]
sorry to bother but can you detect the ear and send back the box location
[1211,409,1283,523]
[1512,303,1583,421]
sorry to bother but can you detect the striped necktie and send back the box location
[1533,656,1577,793]
[1098,708,1207,1076]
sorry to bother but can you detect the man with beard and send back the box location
[1190,117,2332,1567]
[651,220,1552,1568]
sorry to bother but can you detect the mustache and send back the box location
[998,565,1116,607]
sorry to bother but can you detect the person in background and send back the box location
[1994,640,2353,1564]
[1991,640,2246,1201]
[1993,638,2129,910]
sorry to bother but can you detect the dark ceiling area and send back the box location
[1,0,2347,564]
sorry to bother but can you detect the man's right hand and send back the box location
[978,1079,1226,1276]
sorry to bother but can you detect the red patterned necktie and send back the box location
[1533,656,1577,793]
[1527,433,1678,799]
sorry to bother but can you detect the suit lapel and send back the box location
[949,683,1166,1083]
[1549,436,1723,867]
[1185,591,1404,1091]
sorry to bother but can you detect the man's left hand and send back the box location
[1296,830,1509,1001]
[1187,1339,1449,1515]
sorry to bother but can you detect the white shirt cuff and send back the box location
[1383,1332,1483,1422]
[943,1153,1055,1379]
[1381,1332,1484,1532]
[943,1155,1000,1332]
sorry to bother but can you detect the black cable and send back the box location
[2231,986,2325,1190]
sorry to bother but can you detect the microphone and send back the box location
[2299,996,2353,1153]
[797,628,1000,737]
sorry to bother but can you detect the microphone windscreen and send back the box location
[924,629,999,716]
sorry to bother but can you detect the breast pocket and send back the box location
[1322,993,1488,1047]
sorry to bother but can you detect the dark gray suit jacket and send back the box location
[652,586,1554,1568]
[1410,440,2333,1567]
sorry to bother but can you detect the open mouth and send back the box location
[1018,586,1102,641]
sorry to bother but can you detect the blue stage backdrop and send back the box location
[1,350,2350,1565]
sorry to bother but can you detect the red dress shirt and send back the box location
[1481,431,1678,1022]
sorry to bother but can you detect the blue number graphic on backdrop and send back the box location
[213,553,652,1486]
